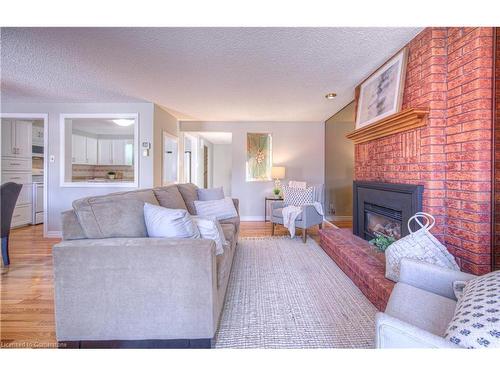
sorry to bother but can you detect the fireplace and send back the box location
[353,181,423,241]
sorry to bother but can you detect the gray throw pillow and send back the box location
[177,183,199,214]
[153,185,188,210]
[198,187,224,201]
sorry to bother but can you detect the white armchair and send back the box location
[376,258,476,348]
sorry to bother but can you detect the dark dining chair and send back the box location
[1,182,22,266]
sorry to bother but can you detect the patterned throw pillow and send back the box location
[282,185,313,207]
[444,271,500,348]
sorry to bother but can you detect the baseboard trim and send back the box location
[240,216,266,221]
[46,231,62,238]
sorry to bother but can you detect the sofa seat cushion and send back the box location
[386,282,457,336]
[153,185,188,210]
[61,210,87,240]
[272,207,302,220]
[72,189,159,239]
[177,183,199,214]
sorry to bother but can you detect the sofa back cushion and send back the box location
[72,189,159,239]
[153,185,188,210]
[61,210,87,240]
[177,183,199,214]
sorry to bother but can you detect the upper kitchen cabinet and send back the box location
[1,119,32,158]
[72,133,87,164]
[98,139,113,165]
[86,136,98,165]
[32,123,44,147]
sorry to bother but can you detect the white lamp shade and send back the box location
[272,166,286,179]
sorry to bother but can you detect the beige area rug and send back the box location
[214,236,377,348]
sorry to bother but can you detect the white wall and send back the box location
[153,104,179,187]
[213,144,232,196]
[180,121,325,220]
[1,102,155,234]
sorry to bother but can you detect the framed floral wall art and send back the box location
[246,132,272,181]
[356,47,408,129]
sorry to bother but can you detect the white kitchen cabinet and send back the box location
[86,136,98,165]
[1,119,32,158]
[72,134,87,164]
[112,139,126,165]
[11,204,33,227]
[32,124,44,146]
[98,139,113,165]
[14,120,33,158]
[1,119,15,157]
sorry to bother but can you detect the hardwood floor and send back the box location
[0,220,351,348]
[1,225,59,348]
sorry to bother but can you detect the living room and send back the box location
[1,1,499,374]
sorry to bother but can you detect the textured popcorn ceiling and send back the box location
[1,27,422,121]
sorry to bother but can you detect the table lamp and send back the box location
[271,166,286,197]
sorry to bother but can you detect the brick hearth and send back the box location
[355,27,495,275]
[319,228,395,311]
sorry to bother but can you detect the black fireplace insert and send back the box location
[353,181,423,241]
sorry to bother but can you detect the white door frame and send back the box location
[1,113,51,238]
[162,130,179,185]
[183,133,198,185]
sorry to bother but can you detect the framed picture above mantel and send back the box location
[355,47,408,129]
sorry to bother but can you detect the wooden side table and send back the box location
[265,196,283,222]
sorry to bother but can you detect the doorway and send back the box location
[162,131,179,185]
[1,113,49,237]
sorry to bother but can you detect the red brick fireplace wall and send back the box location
[355,28,494,275]
[494,28,500,270]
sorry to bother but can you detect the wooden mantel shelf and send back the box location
[346,108,429,144]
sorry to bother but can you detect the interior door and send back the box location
[162,133,178,185]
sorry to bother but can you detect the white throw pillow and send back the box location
[444,271,500,348]
[192,216,228,255]
[282,185,313,207]
[193,197,238,220]
[144,203,200,239]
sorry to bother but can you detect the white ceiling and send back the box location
[71,118,135,135]
[195,132,232,145]
[1,27,422,121]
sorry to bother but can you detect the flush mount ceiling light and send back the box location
[325,93,337,99]
[113,119,134,127]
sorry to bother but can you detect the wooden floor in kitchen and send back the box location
[0,220,352,348]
